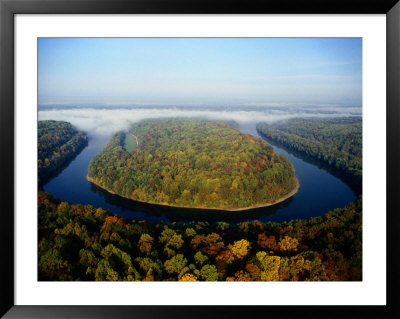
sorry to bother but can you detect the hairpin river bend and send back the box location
[43,121,356,224]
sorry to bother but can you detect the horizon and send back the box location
[38,38,362,107]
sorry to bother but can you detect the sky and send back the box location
[38,38,362,107]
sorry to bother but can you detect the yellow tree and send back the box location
[138,233,154,255]
[179,273,198,281]
[257,251,281,281]
[230,239,251,259]
[278,236,299,252]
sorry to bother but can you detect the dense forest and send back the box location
[88,119,298,210]
[38,120,88,184]
[256,117,362,185]
[38,191,362,281]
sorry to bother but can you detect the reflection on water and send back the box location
[89,181,294,223]
[43,122,357,223]
[257,133,362,196]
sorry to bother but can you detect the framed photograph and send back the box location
[1,0,399,318]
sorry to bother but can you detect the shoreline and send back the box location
[86,175,299,212]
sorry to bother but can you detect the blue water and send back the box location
[43,122,356,223]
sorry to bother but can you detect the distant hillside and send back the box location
[38,120,88,184]
[257,117,362,186]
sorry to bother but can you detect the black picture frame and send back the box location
[1,0,399,318]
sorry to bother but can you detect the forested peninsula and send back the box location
[88,119,298,210]
[256,117,362,187]
[38,120,88,184]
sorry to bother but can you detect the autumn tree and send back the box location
[257,252,281,281]
[230,239,250,259]
[278,236,299,252]
[257,233,279,251]
[138,233,154,255]
[199,264,219,281]
[179,273,198,281]
[164,254,188,278]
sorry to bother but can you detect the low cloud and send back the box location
[38,106,361,138]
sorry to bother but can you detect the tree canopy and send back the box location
[88,119,298,210]
[38,120,88,184]
[38,191,362,281]
[257,117,362,184]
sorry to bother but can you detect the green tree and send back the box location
[164,254,188,277]
[199,264,218,281]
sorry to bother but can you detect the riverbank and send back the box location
[87,175,299,212]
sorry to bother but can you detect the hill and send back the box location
[38,120,88,184]
[88,119,298,210]
[257,117,362,187]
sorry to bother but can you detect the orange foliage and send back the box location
[257,233,279,251]
[251,220,264,231]
[191,233,224,256]
[105,216,118,225]
[232,270,252,281]
[142,274,154,281]
[179,273,198,281]
[278,236,299,252]
[246,263,261,280]
[230,239,250,259]
[104,216,126,227]
[215,249,234,264]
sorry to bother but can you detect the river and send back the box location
[43,121,357,223]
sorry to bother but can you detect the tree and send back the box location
[257,233,278,251]
[278,236,299,252]
[95,259,119,281]
[138,233,154,255]
[230,239,250,259]
[135,257,162,278]
[257,252,281,281]
[194,251,208,266]
[179,273,198,281]
[164,254,188,277]
[39,248,72,280]
[185,227,197,237]
[227,270,252,281]
[199,264,218,281]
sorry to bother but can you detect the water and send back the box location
[43,122,357,223]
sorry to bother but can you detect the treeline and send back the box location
[38,191,362,281]
[88,119,297,210]
[256,117,362,183]
[38,120,88,183]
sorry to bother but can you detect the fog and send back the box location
[38,106,361,138]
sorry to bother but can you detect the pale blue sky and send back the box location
[38,38,362,106]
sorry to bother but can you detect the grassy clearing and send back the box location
[123,134,137,153]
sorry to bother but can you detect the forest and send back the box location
[256,117,362,186]
[38,120,88,184]
[88,119,298,210]
[38,191,362,281]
